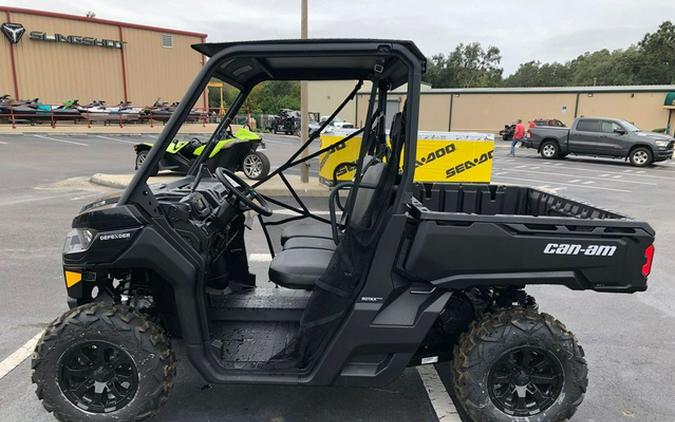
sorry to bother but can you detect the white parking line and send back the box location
[417,365,462,422]
[0,140,8,145]
[493,175,631,192]
[491,167,656,186]
[95,135,138,145]
[529,162,675,180]
[31,134,88,146]
[0,331,43,380]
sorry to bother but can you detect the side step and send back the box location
[207,288,311,322]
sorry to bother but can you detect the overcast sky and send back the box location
[5,0,675,75]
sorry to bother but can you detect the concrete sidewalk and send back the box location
[90,172,331,197]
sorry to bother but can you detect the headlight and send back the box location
[655,140,670,147]
[63,228,96,254]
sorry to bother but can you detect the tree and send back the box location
[635,21,675,84]
[425,43,503,88]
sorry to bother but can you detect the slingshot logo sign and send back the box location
[1,22,25,44]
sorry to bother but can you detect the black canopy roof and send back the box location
[191,39,426,89]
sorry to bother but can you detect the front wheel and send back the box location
[452,308,587,422]
[242,151,270,180]
[540,141,560,159]
[629,147,653,167]
[135,150,159,176]
[32,303,175,421]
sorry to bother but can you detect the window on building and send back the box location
[161,34,173,48]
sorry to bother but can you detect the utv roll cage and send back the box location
[117,39,426,383]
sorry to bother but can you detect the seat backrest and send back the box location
[349,162,386,226]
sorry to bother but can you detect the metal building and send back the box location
[0,6,207,109]
[309,82,675,135]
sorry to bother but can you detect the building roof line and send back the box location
[379,85,675,95]
[0,6,207,38]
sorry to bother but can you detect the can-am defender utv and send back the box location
[32,40,656,422]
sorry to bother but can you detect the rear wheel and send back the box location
[540,141,559,159]
[452,308,587,422]
[242,151,270,180]
[32,303,175,422]
[629,147,653,167]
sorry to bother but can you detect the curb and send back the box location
[89,173,331,197]
[90,173,131,189]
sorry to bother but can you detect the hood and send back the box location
[79,191,122,213]
[636,131,675,141]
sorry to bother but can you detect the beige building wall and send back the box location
[9,12,124,104]
[308,80,369,123]
[577,92,671,131]
[122,28,204,106]
[0,34,14,97]
[0,8,205,108]
[351,90,673,133]
[450,93,578,131]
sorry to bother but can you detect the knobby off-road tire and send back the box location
[452,308,587,422]
[32,303,176,422]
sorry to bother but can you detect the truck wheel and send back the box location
[242,151,271,180]
[32,303,175,422]
[135,150,159,176]
[452,308,587,422]
[540,141,559,159]
[629,147,653,167]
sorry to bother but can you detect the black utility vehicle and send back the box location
[527,117,674,166]
[33,40,656,422]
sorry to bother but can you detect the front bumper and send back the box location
[654,149,673,161]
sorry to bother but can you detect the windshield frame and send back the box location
[117,40,424,220]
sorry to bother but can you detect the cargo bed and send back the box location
[403,184,654,293]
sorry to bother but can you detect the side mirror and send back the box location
[613,128,626,135]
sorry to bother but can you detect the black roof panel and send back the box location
[191,39,426,89]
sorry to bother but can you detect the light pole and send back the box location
[300,0,309,183]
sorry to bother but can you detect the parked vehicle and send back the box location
[527,117,674,166]
[500,119,566,141]
[133,126,270,180]
[531,118,566,127]
[268,108,300,135]
[32,39,656,422]
[499,123,515,141]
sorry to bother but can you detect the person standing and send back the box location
[510,119,525,157]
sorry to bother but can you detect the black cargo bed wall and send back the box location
[412,184,622,220]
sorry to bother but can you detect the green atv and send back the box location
[133,127,270,180]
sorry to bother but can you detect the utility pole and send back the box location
[300,0,309,183]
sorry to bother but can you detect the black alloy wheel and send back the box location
[57,341,139,413]
[487,346,564,417]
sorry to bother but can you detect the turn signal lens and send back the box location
[641,244,655,277]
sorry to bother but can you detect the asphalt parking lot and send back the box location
[0,132,674,421]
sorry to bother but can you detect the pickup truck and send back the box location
[526,117,674,166]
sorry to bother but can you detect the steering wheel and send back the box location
[215,167,273,216]
[189,137,202,148]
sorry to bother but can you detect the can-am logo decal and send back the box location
[30,31,124,48]
[445,150,493,178]
[1,22,25,44]
[416,144,456,168]
[99,232,132,241]
[543,243,617,256]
